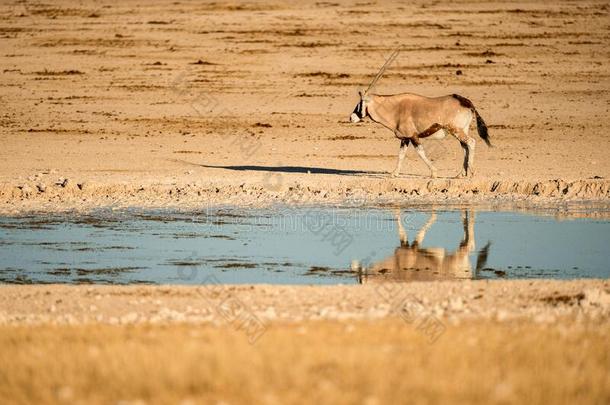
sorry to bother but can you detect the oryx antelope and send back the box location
[350,50,491,178]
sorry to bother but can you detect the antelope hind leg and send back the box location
[456,142,468,178]
[449,127,475,178]
[465,137,476,176]
[414,211,437,245]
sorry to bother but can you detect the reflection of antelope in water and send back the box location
[358,209,490,283]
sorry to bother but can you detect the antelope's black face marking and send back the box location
[350,99,365,123]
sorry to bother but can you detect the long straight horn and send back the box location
[364,48,400,95]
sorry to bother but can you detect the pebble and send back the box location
[582,288,610,309]
[262,307,277,319]
[496,310,509,321]
[121,312,139,324]
[367,307,389,318]
[36,183,46,193]
[534,313,557,324]
[449,297,464,312]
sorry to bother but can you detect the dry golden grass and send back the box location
[0,319,608,404]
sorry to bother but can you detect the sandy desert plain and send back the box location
[0,0,610,404]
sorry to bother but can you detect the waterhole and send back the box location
[0,206,608,284]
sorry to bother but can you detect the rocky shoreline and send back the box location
[1,177,609,215]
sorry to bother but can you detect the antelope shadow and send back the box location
[202,164,377,175]
[171,159,385,176]
[357,209,491,283]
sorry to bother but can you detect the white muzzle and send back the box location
[350,113,361,123]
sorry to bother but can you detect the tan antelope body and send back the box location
[349,50,491,177]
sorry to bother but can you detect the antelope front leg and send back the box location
[415,144,438,178]
[414,211,437,245]
[391,138,409,177]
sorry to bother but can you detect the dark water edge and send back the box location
[0,204,608,285]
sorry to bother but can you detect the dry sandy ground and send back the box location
[1,1,610,403]
[2,280,609,326]
[1,281,609,404]
[0,0,609,213]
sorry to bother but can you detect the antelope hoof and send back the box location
[430,170,438,179]
[391,170,400,178]
[455,171,466,179]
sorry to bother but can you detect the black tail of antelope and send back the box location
[452,94,491,147]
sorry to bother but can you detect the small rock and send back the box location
[262,307,277,319]
[77,182,87,191]
[121,312,139,324]
[56,178,69,187]
[534,313,556,324]
[449,297,464,312]
[21,185,34,196]
[36,183,46,193]
[582,288,610,309]
[496,309,509,321]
